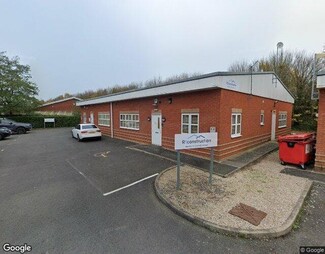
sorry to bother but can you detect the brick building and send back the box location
[76,72,294,161]
[315,71,325,171]
[38,97,82,115]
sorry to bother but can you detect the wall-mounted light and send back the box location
[162,117,166,122]
[153,98,158,105]
[273,100,278,107]
[168,97,173,104]
[147,116,151,121]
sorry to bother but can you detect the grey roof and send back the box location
[77,71,295,106]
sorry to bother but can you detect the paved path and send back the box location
[128,142,278,177]
[281,168,325,184]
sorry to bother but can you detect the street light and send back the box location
[276,42,284,74]
[250,60,259,94]
[311,51,325,100]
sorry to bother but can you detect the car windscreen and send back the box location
[81,125,97,129]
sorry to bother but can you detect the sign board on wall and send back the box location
[225,79,240,91]
[175,132,218,150]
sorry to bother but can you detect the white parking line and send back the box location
[126,146,176,163]
[65,159,103,194]
[103,173,159,196]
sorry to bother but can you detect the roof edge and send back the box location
[317,71,325,76]
[40,97,82,107]
[77,71,277,105]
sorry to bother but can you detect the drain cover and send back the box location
[229,203,267,226]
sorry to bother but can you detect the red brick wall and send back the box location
[315,89,325,171]
[80,103,111,136]
[216,89,292,159]
[112,90,219,149]
[79,89,293,161]
[39,99,80,113]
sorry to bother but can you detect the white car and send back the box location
[72,124,102,141]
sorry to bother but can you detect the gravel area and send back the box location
[157,151,312,231]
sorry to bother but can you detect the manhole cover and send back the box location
[229,203,267,226]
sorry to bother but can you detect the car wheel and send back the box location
[72,132,74,138]
[0,134,3,141]
[77,134,81,142]
[17,127,26,134]
[98,137,102,141]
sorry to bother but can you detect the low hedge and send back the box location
[5,115,80,129]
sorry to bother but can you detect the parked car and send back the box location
[0,127,12,140]
[72,124,102,141]
[0,118,32,134]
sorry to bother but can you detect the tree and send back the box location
[0,52,39,115]
[228,50,325,130]
[228,60,253,72]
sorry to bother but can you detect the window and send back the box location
[278,112,287,128]
[120,113,139,130]
[231,113,242,137]
[181,113,199,134]
[82,124,97,129]
[98,112,110,126]
[260,113,265,125]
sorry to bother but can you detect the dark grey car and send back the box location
[0,127,12,140]
[0,118,32,134]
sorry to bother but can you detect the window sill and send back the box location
[120,127,140,131]
[278,126,287,129]
[99,124,110,127]
[260,123,264,126]
[231,134,242,138]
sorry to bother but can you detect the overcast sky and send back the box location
[1,0,324,100]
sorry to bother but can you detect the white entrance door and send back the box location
[271,110,276,140]
[83,112,87,124]
[90,112,94,124]
[152,114,162,146]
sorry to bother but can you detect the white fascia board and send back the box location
[76,72,294,107]
[317,74,325,88]
[216,73,294,103]
[76,76,219,106]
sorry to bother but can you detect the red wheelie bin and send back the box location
[278,133,316,169]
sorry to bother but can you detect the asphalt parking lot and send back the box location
[0,128,324,254]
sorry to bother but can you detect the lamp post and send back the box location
[250,60,259,95]
[276,42,284,74]
[311,51,325,100]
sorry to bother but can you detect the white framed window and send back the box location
[278,112,287,128]
[98,112,110,126]
[181,113,199,134]
[260,113,265,126]
[231,113,242,137]
[120,113,139,130]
